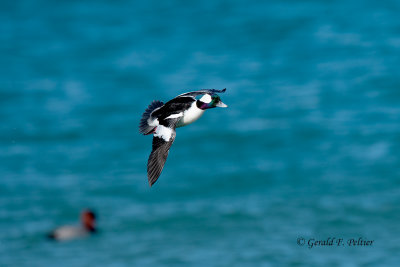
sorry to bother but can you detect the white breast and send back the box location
[176,102,205,128]
[53,226,88,241]
[154,125,174,141]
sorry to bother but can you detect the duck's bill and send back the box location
[216,101,228,108]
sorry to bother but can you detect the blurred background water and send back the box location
[1,0,400,266]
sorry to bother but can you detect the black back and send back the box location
[151,97,194,122]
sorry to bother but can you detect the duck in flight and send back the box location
[139,88,228,186]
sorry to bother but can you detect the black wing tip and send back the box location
[147,149,163,188]
[208,88,226,94]
[148,172,160,187]
[148,179,156,187]
[205,88,226,92]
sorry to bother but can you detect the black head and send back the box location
[196,94,228,110]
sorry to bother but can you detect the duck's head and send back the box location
[197,93,228,110]
[81,209,96,232]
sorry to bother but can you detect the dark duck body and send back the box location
[139,89,228,186]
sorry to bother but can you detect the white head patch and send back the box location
[154,125,173,141]
[200,94,212,103]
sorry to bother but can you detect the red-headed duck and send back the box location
[48,209,97,241]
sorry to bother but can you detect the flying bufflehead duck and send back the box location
[47,209,97,241]
[139,88,228,186]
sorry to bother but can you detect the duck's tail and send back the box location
[47,231,56,240]
[139,100,164,135]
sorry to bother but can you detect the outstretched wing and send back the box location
[177,88,226,98]
[147,119,181,186]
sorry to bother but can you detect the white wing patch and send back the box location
[200,94,212,103]
[154,125,173,141]
[147,118,159,127]
[165,112,183,119]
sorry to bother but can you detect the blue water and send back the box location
[1,0,400,266]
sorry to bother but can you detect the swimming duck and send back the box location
[139,88,228,186]
[47,209,97,241]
